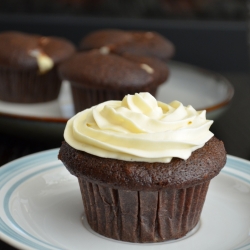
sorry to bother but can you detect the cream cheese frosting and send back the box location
[64,92,214,163]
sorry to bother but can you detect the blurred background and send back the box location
[0,0,248,71]
[0,0,249,158]
[0,0,249,159]
[0,0,247,20]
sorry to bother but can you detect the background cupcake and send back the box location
[0,31,76,103]
[79,29,175,62]
[59,50,169,113]
[58,92,227,243]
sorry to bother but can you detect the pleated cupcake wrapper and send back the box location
[0,67,61,103]
[78,177,210,243]
[70,81,157,113]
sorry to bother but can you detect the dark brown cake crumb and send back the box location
[79,29,175,61]
[58,136,226,191]
[0,31,76,70]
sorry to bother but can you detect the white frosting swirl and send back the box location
[64,92,214,163]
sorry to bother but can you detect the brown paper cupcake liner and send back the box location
[78,177,210,243]
[0,67,62,103]
[70,82,157,113]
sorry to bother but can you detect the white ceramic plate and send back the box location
[0,61,234,139]
[0,150,250,250]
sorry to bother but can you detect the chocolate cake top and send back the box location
[0,31,76,70]
[79,29,175,61]
[58,136,226,191]
[58,50,169,88]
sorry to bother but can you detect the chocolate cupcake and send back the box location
[58,50,169,113]
[80,29,175,62]
[58,92,227,243]
[0,31,76,103]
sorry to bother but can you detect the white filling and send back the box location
[99,46,110,55]
[140,63,154,74]
[29,49,54,73]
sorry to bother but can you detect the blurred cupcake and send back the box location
[79,29,175,62]
[0,31,76,103]
[58,92,227,243]
[58,50,169,113]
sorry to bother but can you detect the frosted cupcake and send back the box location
[58,92,226,243]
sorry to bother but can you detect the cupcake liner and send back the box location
[0,67,62,103]
[70,81,157,113]
[78,177,210,243]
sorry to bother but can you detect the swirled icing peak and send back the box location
[64,92,214,163]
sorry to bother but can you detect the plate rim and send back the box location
[0,151,249,250]
[0,61,234,124]
[167,61,234,113]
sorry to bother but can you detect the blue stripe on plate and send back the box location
[0,149,62,250]
[222,155,250,184]
[3,164,61,249]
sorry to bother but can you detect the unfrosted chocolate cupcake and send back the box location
[58,92,227,243]
[58,50,169,113]
[80,29,175,61]
[0,31,76,103]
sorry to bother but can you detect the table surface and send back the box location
[1,72,250,250]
